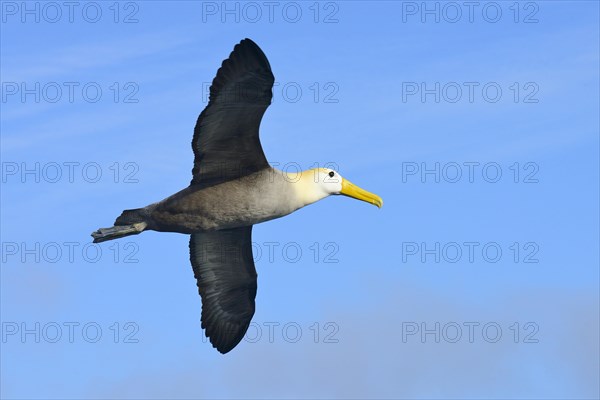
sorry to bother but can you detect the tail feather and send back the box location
[91,222,147,243]
[92,207,149,243]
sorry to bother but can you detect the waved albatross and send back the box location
[92,38,383,354]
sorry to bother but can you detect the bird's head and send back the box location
[294,168,383,208]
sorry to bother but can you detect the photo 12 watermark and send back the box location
[1,82,140,104]
[401,321,539,343]
[200,2,340,24]
[1,321,140,344]
[1,162,140,184]
[400,2,540,24]
[401,82,540,104]
[201,81,340,104]
[1,1,140,24]
[1,241,140,265]
[200,321,340,344]
[400,162,539,184]
[191,161,342,185]
[401,241,540,264]
[187,240,341,265]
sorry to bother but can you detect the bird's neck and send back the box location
[288,169,329,208]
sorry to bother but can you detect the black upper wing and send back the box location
[191,38,274,187]
[189,226,257,354]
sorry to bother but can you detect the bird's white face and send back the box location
[313,168,344,195]
[297,168,383,208]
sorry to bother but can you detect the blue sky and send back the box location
[1,1,598,399]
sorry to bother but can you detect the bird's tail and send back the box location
[91,208,148,243]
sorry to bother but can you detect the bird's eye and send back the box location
[328,171,335,177]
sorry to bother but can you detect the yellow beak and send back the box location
[340,179,383,208]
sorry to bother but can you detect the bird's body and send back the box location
[92,39,382,354]
[127,168,304,233]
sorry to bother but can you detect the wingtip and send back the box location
[238,38,264,53]
[209,334,235,354]
[216,344,233,354]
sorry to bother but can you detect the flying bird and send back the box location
[92,39,382,354]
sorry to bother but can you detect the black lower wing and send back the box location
[189,226,257,353]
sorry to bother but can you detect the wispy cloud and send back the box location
[2,28,195,82]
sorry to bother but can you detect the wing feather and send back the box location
[191,39,274,188]
[189,226,257,353]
